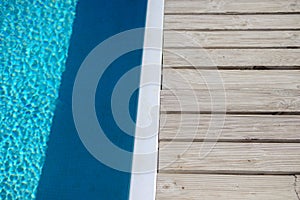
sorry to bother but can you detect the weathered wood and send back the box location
[164,15,300,30]
[159,142,300,173]
[161,89,300,112]
[165,0,300,14]
[160,114,300,141]
[158,0,300,199]
[157,174,299,200]
[164,31,300,48]
[163,49,300,68]
[296,175,300,198]
[163,69,300,90]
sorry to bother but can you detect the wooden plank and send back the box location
[165,0,300,14]
[163,49,300,68]
[164,15,300,30]
[163,70,300,90]
[159,142,300,173]
[296,175,300,198]
[164,31,300,48]
[157,174,298,200]
[160,114,300,141]
[161,89,300,112]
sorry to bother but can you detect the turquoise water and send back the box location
[0,0,77,199]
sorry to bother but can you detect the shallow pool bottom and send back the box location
[0,0,77,199]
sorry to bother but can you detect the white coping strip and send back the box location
[129,0,164,200]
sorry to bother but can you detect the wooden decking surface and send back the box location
[157,0,300,199]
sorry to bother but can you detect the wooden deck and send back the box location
[156,0,300,199]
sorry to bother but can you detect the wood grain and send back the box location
[163,69,300,90]
[158,0,300,199]
[296,175,300,198]
[165,15,300,30]
[161,89,300,112]
[159,142,300,173]
[163,49,300,68]
[157,174,299,200]
[164,31,300,48]
[160,114,300,141]
[165,0,300,14]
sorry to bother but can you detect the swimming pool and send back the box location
[1,0,163,199]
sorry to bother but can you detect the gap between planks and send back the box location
[165,66,300,70]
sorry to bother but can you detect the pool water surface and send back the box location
[1,0,148,199]
[0,0,77,199]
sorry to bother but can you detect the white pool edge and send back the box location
[129,0,164,199]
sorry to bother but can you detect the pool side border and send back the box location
[129,0,164,199]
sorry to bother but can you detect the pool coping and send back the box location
[129,0,164,199]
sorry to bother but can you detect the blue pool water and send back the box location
[0,0,77,199]
[1,0,148,199]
